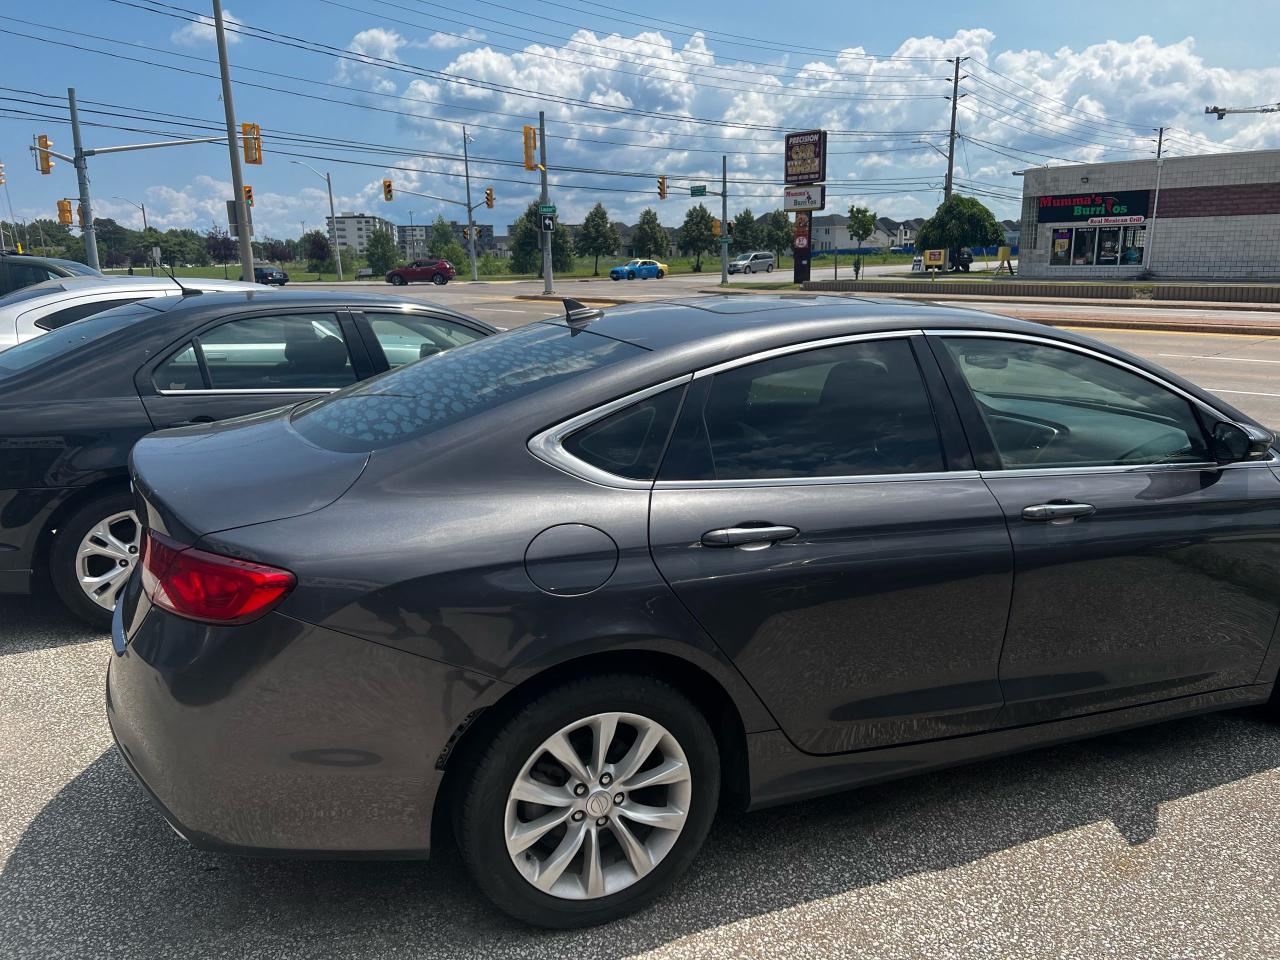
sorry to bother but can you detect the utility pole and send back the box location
[1206,103,1280,119]
[462,126,479,281]
[539,110,553,295]
[720,154,729,286]
[944,56,967,200]
[67,88,99,270]
[1156,126,1165,160]
[213,0,255,283]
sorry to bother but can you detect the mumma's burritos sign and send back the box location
[1036,190,1150,224]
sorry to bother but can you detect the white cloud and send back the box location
[419,28,487,50]
[170,10,240,46]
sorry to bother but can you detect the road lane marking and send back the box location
[1158,353,1280,364]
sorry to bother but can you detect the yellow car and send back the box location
[609,258,667,280]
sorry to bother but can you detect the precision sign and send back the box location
[784,129,827,186]
[783,185,826,212]
[1035,189,1150,224]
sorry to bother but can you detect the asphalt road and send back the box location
[5,309,1280,958]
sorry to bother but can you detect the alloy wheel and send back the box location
[76,509,140,611]
[504,711,692,900]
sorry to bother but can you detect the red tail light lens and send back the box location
[140,530,295,625]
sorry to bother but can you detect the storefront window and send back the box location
[1120,225,1146,265]
[1071,228,1097,265]
[1097,228,1120,266]
[1050,229,1072,266]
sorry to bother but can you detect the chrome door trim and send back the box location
[154,387,342,396]
[527,375,693,490]
[654,470,980,491]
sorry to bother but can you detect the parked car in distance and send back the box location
[241,266,289,285]
[727,251,775,274]
[108,295,1280,928]
[0,290,494,626]
[0,276,260,351]
[950,247,974,272]
[386,259,456,286]
[0,252,101,296]
[609,259,668,280]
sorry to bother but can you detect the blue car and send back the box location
[609,258,667,280]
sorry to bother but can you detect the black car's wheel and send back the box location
[50,490,140,629]
[455,673,719,928]
[389,274,407,286]
[611,275,621,281]
[433,274,448,285]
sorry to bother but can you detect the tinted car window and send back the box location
[198,313,355,390]
[661,339,944,481]
[7,262,57,291]
[153,343,203,390]
[48,258,100,277]
[562,385,684,480]
[293,323,643,452]
[941,337,1211,468]
[0,304,158,377]
[36,297,148,331]
[365,312,485,368]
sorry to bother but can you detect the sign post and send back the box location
[785,130,826,284]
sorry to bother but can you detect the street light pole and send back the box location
[113,195,151,274]
[212,0,255,283]
[290,159,343,281]
[462,126,479,281]
[539,110,553,295]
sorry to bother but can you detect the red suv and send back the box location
[386,259,456,286]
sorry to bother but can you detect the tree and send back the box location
[575,202,620,275]
[428,215,455,257]
[677,203,717,271]
[205,227,236,266]
[509,203,573,276]
[763,209,793,261]
[847,205,877,252]
[914,194,1003,257]
[731,209,760,255]
[262,238,293,263]
[300,229,332,275]
[631,208,668,258]
[365,229,398,275]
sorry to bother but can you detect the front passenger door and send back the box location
[139,311,365,429]
[648,335,1014,754]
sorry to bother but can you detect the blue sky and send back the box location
[3,0,1279,239]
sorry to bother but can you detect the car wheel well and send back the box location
[430,649,750,853]
[32,477,132,584]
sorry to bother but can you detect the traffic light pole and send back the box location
[462,126,479,282]
[721,154,729,286]
[213,0,255,284]
[539,111,553,296]
[67,88,99,270]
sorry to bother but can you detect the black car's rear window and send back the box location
[0,303,160,377]
[291,322,644,451]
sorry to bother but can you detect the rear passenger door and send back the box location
[137,309,373,429]
[647,334,1014,754]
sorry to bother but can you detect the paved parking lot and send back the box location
[5,311,1280,958]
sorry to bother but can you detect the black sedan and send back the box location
[0,290,493,626]
[109,296,1280,928]
[241,266,289,285]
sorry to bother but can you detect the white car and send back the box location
[0,276,263,351]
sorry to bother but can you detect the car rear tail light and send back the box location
[140,530,295,625]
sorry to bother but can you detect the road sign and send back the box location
[226,199,253,237]
[539,204,556,216]
[785,129,827,186]
[541,214,555,232]
[690,185,707,197]
[923,248,947,271]
[783,185,825,212]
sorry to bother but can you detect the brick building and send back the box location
[1018,150,1280,280]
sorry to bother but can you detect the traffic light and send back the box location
[382,178,393,201]
[35,134,54,174]
[56,199,72,225]
[712,218,721,237]
[522,125,537,171]
[484,186,494,209]
[243,184,254,208]
[462,227,470,241]
[658,176,667,200]
[241,122,262,165]
[0,162,5,186]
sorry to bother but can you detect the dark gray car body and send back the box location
[107,296,1280,857]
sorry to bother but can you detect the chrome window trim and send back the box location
[925,328,1280,472]
[692,329,925,379]
[654,470,981,491]
[527,374,694,490]
[155,387,342,396]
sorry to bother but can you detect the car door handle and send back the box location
[167,415,216,428]
[1021,502,1096,523]
[701,525,799,548]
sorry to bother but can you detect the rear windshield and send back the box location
[0,303,159,377]
[50,259,101,276]
[292,322,643,452]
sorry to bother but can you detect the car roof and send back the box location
[0,276,261,315]
[129,288,489,326]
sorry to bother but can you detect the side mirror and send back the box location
[1211,421,1274,464]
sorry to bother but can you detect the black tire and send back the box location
[433,274,448,285]
[50,490,139,630]
[390,274,406,286]
[743,264,752,274]
[656,270,665,278]
[766,263,774,273]
[611,275,620,281]
[454,673,720,928]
